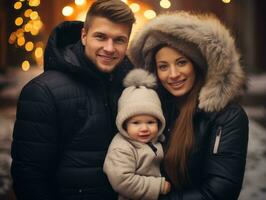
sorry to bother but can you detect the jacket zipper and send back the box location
[213,126,222,154]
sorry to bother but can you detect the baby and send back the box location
[104,69,171,200]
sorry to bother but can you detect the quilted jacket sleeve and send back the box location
[159,105,249,200]
[11,79,59,200]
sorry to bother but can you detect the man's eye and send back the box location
[95,34,105,40]
[115,38,127,44]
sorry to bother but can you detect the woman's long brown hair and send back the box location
[163,63,206,190]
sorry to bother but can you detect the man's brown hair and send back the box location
[84,0,135,32]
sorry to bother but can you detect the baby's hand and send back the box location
[162,180,171,194]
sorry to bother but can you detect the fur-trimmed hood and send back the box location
[129,11,246,112]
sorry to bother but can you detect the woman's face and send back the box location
[155,46,196,97]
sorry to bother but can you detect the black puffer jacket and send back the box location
[160,99,248,200]
[11,21,133,200]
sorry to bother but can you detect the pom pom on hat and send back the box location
[123,68,157,89]
[116,69,165,142]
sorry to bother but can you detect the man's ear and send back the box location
[81,28,87,45]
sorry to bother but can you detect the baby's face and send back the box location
[126,114,158,143]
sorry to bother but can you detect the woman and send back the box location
[129,11,249,200]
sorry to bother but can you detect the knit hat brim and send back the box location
[116,102,165,142]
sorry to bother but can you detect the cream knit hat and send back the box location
[116,69,165,141]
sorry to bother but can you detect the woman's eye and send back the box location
[157,65,168,71]
[176,59,188,66]
[147,121,157,124]
[131,121,140,125]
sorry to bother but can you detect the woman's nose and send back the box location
[169,66,180,79]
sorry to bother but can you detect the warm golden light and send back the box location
[222,0,231,3]
[75,0,86,6]
[24,9,33,17]
[30,28,39,36]
[25,41,34,51]
[8,33,17,44]
[121,0,128,4]
[35,47,43,58]
[29,0,40,7]
[15,17,24,26]
[160,0,171,9]
[17,36,25,46]
[76,12,86,21]
[130,3,140,13]
[24,22,33,32]
[30,11,39,20]
[144,10,156,19]
[62,6,74,16]
[22,60,30,71]
[14,2,22,10]
[33,20,43,30]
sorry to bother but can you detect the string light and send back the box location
[144,10,156,19]
[29,0,40,7]
[15,17,24,26]
[62,6,74,16]
[160,0,171,9]
[9,0,44,70]
[21,60,30,71]
[130,3,140,13]
[75,0,86,6]
[35,47,43,59]
[25,41,34,51]
[24,9,33,17]
[222,0,231,3]
[14,2,22,9]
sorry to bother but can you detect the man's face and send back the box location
[81,17,130,73]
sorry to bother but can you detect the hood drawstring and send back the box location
[147,142,158,156]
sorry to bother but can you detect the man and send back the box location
[11,1,135,199]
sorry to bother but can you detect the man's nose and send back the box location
[103,39,115,53]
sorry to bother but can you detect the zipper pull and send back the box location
[213,126,222,154]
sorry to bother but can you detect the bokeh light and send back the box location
[62,6,74,16]
[14,2,22,10]
[144,10,156,19]
[21,60,30,71]
[160,0,171,9]
[130,3,140,13]
[25,42,34,51]
[75,0,86,6]
[15,17,24,26]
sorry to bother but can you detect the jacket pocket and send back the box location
[213,126,222,154]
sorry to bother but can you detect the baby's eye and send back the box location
[147,121,157,124]
[131,121,140,125]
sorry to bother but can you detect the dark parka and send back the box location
[11,21,133,200]
[129,12,249,200]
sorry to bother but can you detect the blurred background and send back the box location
[0,0,265,200]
